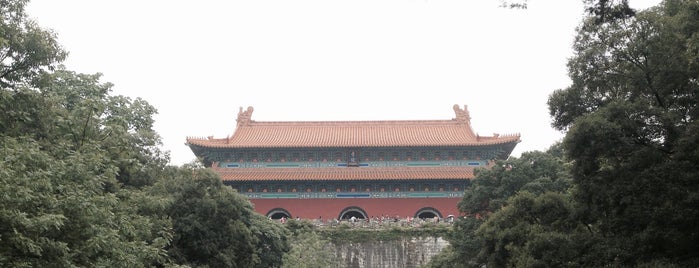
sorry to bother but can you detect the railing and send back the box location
[279,216,456,229]
[245,191,465,199]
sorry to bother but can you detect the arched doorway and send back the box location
[266,208,292,220]
[415,207,443,219]
[338,206,368,220]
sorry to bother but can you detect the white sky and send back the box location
[26,0,661,166]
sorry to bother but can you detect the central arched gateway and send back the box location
[415,207,443,219]
[338,206,368,220]
[266,208,292,219]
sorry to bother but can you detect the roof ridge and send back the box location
[248,119,459,125]
[185,104,520,149]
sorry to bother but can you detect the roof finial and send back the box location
[237,106,254,127]
[453,104,471,125]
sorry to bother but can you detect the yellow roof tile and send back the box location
[186,104,520,148]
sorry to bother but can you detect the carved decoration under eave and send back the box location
[237,106,254,128]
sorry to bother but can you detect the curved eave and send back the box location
[185,136,521,149]
[211,166,477,182]
[496,139,521,159]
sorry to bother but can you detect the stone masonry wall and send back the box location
[331,237,449,268]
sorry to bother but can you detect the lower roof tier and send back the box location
[211,165,477,181]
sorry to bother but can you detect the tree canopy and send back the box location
[5,0,697,266]
[547,0,699,265]
[0,1,290,266]
[0,0,66,88]
[157,167,290,268]
[427,146,575,268]
[431,0,699,267]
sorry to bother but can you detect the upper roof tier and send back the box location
[186,104,520,149]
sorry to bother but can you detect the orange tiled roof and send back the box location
[212,166,476,181]
[186,104,520,149]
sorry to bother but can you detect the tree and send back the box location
[1,1,290,266]
[0,69,289,267]
[427,146,573,268]
[425,216,483,268]
[250,213,291,268]
[0,70,289,266]
[0,0,66,88]
[458,148,572,216]
[0,5,176,262]
[155,166,290,268]
[0,69,173,267]
[548,0,699,265]
[281,220,339,268]
[583,0,635,24]
[476,191,586,268]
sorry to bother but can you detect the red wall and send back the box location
[251,198,461,220]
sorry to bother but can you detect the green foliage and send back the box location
[548,0,699,265]
[0,68,289,267]
[0,72,171,267]
[0,2,288,265]
[0,0,67,88]
[583,0,636,24]
[249,214,291,268]
[458,148,572,216]
[152,167,290,268]
[429,145,574,267]
[477,191,585,268]
[162,168,255,267]
[423,246,467,268]
[281,222,338,268]
[436,1,699,266]
[425,217,483,268]
[284,219,317,236]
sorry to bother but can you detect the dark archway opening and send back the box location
[415,207,443,219]
[266,208,292,220]
[338,206,368,220]
[342,211,366,220]
[417,211,438,219]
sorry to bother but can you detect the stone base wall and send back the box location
[332,237,448,268]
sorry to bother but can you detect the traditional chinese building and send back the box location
[186,104,519,220]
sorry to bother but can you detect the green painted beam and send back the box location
[260,193,299,198]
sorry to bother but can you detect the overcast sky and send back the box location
[26,0,660,165]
